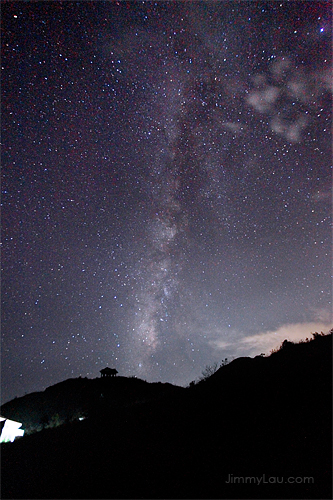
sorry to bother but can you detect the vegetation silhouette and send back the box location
[1,330,332,499]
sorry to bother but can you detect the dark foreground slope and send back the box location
[1,333,332,499]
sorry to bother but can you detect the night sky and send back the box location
[1,1,332,404]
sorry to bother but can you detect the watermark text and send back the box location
[226,474,314,485]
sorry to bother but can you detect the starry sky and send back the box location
[1,1,332,404]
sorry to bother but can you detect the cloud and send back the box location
[270,56,292,81]
[210,322,332,358]
[308,306,333,323]
[286,77,311,104]
[270,114,308,143]
[315,68,333,94]
[311,188,332,204]
[246,58,331,143]
[221,121,246,133]
[246,86,280,113]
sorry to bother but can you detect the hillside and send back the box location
[1,332,332,499]
[1,376,184,434]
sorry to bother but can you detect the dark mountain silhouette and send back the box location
[1,375,184,434]
[1,331,332,499]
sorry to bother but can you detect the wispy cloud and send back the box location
[246,57,332,143]
[210,322,332,358]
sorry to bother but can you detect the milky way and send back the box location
[1,1,332,403]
